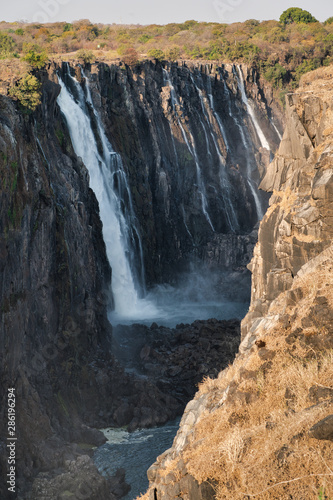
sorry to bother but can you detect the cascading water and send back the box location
[162,68,215,232]
[189,72,239,231]
[205,71,230,152]
[57,67,158,320]
[235,65,270,151]
[220,77,264,220]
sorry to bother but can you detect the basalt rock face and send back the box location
[241,65,333,342]
[77,60,282,286]
[0,60,283,498]
[0,78,108,495]
[142,66,333,500]
[0,68,175,499]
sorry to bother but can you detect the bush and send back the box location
[8,74,41,112]
[165,46,181,61]
[147,49,165,61]
[122,47,139,66]
[0,32,16,58]
[280,8,318,25]
[22,44,48,68]
[264,63,287,88]
[76,49,94,63]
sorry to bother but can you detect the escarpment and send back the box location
[0,59,283,498]
[143,65,333,500]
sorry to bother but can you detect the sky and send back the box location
[1,0,332,25]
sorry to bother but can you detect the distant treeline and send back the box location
[1,8,333,93]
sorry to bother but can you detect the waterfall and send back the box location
[162,68,215,232]
[57,67,157,319]
[271,120,282,141]
[235,65,270,151]
[190,72,239,232]
[220,76,264,220]
[205,73,230,152]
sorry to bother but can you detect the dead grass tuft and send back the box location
[182,343,333,499]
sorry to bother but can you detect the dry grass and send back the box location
[182,346,333,498]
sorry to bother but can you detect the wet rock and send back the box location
[31,455,115,500]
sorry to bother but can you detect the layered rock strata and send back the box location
[0,59,282,498]
[143,65,333,500]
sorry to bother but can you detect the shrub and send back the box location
[280,8,318,25]
[264,63,287,88]
[165,46,181,61]
[76,49,94,63]
[138,34,153,43]
[0,32,16,58]
[22,44,48,68]
[147,48,165,61]
[122,47,139,66]
[8,74,41,112]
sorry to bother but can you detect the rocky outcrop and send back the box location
[142,65,333,500]
[113,319,240,410]
[242,65,333,341]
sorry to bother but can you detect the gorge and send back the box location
[4,55,331,500]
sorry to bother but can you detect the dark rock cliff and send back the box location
[142,65,333,500]
[0,59,283,498]
[0,65,178,499]
[79,60,282,286]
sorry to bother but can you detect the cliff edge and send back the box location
[142,65,333,499]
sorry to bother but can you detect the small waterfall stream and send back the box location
[235,65,270,151]
[162,68,215,231]
[190,72,239,231]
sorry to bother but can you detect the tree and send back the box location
[147,49,165,61]
[0,32,16,58]
[22,43,48,68]
[324,17,333,25]
[279,8,318,25]
[76,49,94,63]
[165,46,181,62]
[122,47,139,66]
[8,74,41,112]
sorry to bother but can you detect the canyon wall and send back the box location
[78,60,282,286]
[143,65,333,500]
[0,60,282,498]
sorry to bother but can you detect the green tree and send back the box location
[165,46,181,61]
[279,8,318,25]
[22,44,48,68]
[264,63,287,88]
[324,17,333,25]
[147,48,165,61]
[8,74,41,112]
[63,23,73,32]
[0,32,16,58]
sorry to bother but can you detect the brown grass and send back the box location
[182,344,333,499]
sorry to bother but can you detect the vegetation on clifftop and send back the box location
[0,8,332,94]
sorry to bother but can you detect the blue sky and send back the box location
[1,0,331,25]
